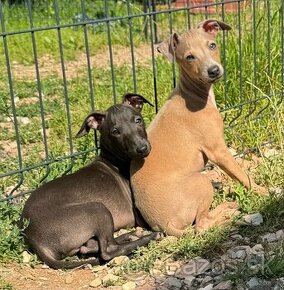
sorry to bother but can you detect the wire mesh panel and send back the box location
[0,0,283,202]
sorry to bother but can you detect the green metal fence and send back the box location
[0,0,283,202]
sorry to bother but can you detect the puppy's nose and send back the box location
[208,65,220,78]
[136,145,149,154]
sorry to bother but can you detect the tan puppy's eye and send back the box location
[186,54,195,61]
[209,43,217,50]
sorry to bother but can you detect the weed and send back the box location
[0,279,14,290]
[0,202,25,263]
[0,2,283,285]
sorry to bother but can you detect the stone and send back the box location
[65,275,73,284]
[150,269,163,276]
[134,227,144,237]
[89,278,102,288]
[22,251,32,263]
[183,276,195,287]
[270,187,283,196]
[246,277,272,290]
[154,275,167,285]
[252,244,264,253]
[109,255,129,266]
[157,286,169,290]
[274,278,284,290]
[195,278,205,285]
[243,213,263,226]
[235,250,246,260]
[175,257,210,278]
[122,281,136,290]
[213,275,224,283]
[153,260,164,269]
[247,277,261,289]
[166,262,180,276]
[92,265,107,272]
[102,273,120,284]
[230,234,243,241]
[248,264,263,274]
[258,233,278,243]
[221,240,235,248]
[127,271,147,282]
[201,276,213,286]
[198,284,214,290]
[227,250,237,259]
[17,116,30,125]
[41,264,50,269]
[263,148,279,158]
[210,260,225,276]
[224,258,239,274]
[227,246,251,260]
[243,237,251,244]
[235,285,246,290]
[228,148,237,156]
[252,284,272,290]
[166,269,176,276]
[275,229,284,241]
[247,252,264,268]
[213,280,233,289]
[164,277,182,288]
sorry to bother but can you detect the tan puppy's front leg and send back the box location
[205,144,268,195]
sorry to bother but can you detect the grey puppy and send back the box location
[21,93,156,269]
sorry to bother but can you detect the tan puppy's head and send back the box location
[157,19,231,84]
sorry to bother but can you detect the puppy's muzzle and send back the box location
[136,143,151,157]
[208,65,221,79]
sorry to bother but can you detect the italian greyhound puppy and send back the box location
[21,93,157,269]
[130,20,267,237]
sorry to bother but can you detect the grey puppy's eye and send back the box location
[112,128,120,135]
[135,117,142,124]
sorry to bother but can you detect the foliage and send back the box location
[0,202,25,263]
[0,2,283,286]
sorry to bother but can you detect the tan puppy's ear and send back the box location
[157,32,179,62]
[123,92,154,112]
[76,111,106,138]
[197,19,231,37]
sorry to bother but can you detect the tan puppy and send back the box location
[130,19,267,237]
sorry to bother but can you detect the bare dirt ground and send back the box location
[1,263,97,290]
[11,44,153,81]
[0,262,156,290]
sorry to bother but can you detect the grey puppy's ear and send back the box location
[122,92,154,112]
[197,19,231,37]
[76,111,106,138]
[157,32,179,62]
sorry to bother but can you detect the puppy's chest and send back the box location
[185,108,224,140]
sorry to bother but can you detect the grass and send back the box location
[0,0,283,286]
[0,202,25,264]
[0,279,14,290]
